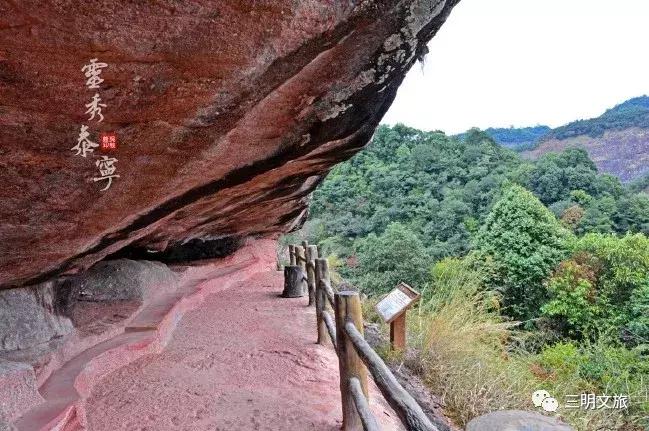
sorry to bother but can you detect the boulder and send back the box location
[72,259,178,302]
[0,281,73,352]
[466,410,574,431]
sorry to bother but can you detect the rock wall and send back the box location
[0,259,179,354]
[0,0,460,289]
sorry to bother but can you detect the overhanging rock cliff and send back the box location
[0,0,459,288]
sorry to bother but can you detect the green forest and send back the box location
[456,125,551,151]
[291,125,649,430]
[546,95,649,140]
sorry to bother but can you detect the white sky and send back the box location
[381,0,649,134]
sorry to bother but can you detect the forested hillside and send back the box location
[310,125,648,264]
[457,125,550,151]
[526,127,649,182]
[545,96,649,140]
[294,124,649,430]
[468,96,649,182]
[529,96,649,182]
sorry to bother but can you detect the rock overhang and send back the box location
[0,0,460,288]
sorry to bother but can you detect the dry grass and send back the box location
[408,264,535,426]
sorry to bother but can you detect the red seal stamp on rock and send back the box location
[99,132,117,151]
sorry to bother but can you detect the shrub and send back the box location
[475,185,570,321]
[542,257,602,337]
[544,233,649,345]
[537,342,585,380]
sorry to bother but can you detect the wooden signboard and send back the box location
[375,282,420,351]
[375,282,420,323]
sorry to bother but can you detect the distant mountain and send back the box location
[544,96,649,140]
[462,96,649,182]
[457,126,551,151]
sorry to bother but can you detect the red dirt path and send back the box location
[84,270,404,430]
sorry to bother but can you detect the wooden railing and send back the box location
[288,243,441,431]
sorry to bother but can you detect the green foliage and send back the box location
[537,342,585,379]
[404,258,648,431]
[615,193,649,235]
[533,341,649,430]
[352,222,430,295]
[410,258,530,426]
[577,341,649,392]
[629,173,649,194]
[310,125,522,260]
[542,259,601,337]
[543,233,649,346]
[475,185,570,320]
[457,125,551,151]
[311,126,647,270]
[523,148,599,205]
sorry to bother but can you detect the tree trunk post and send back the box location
[305,245,318,306]
[288,245,296,265]
[335,291,368,431]
[282,265,306,298]
[314,258,330,344]
[296,246,306,275]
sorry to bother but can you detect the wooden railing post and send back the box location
[334,291,368,431]
[305,245,318,306]
[296,246,306,273]
[289,244,296,265]
[314,258,329,344]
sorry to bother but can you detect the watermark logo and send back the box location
[532,390,559,412]
[565,393,630,410]
[533,390,634,412]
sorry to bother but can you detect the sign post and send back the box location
[375,282,420,351]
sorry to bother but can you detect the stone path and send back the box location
[84,270,404,431]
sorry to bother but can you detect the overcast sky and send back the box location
[381,0,649,134]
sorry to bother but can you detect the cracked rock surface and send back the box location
[0,0,459,288]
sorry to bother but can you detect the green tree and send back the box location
[475,185,570,321]
[615,193,649,234]
[353,222,430,295]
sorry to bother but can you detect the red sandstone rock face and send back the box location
[0,0,459,288]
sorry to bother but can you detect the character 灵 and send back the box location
[81,58,108,89]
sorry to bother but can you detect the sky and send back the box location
[381,0,649,134]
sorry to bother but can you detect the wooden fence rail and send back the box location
[287,242,441,431]
[321,310,337,349]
